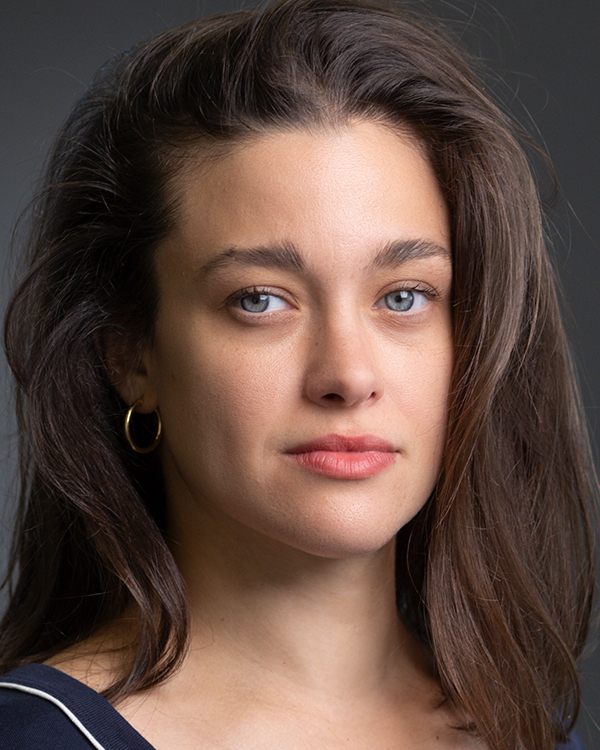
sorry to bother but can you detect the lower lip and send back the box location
[287,451,396,479]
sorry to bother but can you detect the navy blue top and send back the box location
[0,662,586,749]
[0,664,153,749]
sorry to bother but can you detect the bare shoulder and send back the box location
[44,629,132,696]
[112,662,486,750]
[45,630,486,750]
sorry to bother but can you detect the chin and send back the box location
[260,503,413,560]
[293,533,398,560]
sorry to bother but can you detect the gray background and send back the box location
[0,0,598,743]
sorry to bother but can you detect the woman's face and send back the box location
[136,120,453,558]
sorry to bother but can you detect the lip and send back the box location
[285,433,398,479]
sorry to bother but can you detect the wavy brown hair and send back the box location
[1,0,595,747]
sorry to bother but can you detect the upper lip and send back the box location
[286,434,397,454]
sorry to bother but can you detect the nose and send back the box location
[303,318,384,408]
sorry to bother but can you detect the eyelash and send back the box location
[383,283,438,301]
[225,284,439,314]
[375,284,439,311]
[225,286,289,308]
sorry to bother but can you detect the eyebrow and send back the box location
[197,238,449,278]
[197,241,305,278]
[367,239,450,271]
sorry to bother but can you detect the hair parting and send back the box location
[1,1,595,747]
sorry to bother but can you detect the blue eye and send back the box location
[380,289,428,312]
[239,293,288,313]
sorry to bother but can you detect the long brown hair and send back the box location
[2,1,595,747]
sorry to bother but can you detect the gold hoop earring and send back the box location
[124,397,162,454]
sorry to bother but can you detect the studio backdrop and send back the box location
[0,0,598,743]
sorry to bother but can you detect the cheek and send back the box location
[385,336,452,484]
[387,336,452,420]
[152,324,298,452]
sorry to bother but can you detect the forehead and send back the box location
[161,120,450,272]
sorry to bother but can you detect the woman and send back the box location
[0,0,595,748]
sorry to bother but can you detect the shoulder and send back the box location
[558,731,586,750]
[0,663,154,750]
[0,682,94,749]
[0,664,96,749]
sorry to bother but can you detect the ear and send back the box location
[104,332,158,414]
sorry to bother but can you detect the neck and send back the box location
[168,494,429,700]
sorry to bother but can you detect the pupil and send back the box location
[241,293,269,312]
[387,290,413,311]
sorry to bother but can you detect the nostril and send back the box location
[314,388,380,406]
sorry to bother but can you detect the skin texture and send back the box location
[134,120,453,562]
[57,121,472,749]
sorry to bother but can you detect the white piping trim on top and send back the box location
[0,681,107,750]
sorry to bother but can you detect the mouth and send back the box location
[284,434,398,479]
